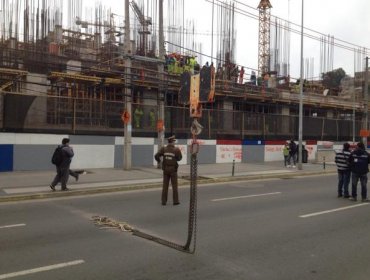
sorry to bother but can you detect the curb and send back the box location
[0,170,336,203]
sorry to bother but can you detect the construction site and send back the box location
[0,0,369,141]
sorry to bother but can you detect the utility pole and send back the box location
[353,52,356,143]
[211,0,214,63]
[157,0,165,162]
[123,0,132,170]
[298,0,304,170]
[364,56,369,148]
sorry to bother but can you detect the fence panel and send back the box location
[0,93,364,141]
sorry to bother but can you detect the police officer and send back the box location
[155,135,182,206]
[348,142,370,202]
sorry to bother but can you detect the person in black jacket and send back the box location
[334,142,351,198]
[288,140,297,168]
[348,142,370,202]
[154,135,182,206]
[50,138,75,191]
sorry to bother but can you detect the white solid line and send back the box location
[0,260,85,279]
[0,224,26,229]
[212,192,281,202]
[300,203,370,218]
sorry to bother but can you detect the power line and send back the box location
[206,0,369,56]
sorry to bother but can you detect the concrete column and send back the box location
[23,74,48,128]
[281,106,290,134]
[223,100,233,130]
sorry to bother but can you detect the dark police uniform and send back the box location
[155,136,182,205]
[348,142,370,201]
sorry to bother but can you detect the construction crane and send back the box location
[257,0,272,76]
[130,0,152,56]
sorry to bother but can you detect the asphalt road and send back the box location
[1,174,370,280]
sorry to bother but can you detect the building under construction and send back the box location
[0,0,369,142]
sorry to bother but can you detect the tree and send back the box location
[322,68,346,89]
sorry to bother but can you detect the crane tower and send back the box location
[257,0,272,76]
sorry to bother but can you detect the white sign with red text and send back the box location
[216,145,242,163]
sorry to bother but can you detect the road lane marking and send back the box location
[0,260,85,279]
[211,192,281,202]
[300,203,370,218]
[0,224,26,229]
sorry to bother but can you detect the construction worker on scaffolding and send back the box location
[189,56,196,74]
[239,66,245,84]
[149,108,156,129]
[134,105,144,129]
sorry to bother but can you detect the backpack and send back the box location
[51,146,64,165]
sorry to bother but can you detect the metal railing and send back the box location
[0,92,362,141]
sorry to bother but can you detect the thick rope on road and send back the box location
[91,215,191,253]
[91,215,133,232]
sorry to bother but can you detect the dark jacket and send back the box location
[348,148,370,175]
[59,144,74,168]
[289,141,297,155]
[155,143,182,172]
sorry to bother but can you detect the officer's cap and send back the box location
[167,135,176,143]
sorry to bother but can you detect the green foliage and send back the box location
[321,68,346,89]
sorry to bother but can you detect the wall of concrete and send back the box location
[0,132,348,172]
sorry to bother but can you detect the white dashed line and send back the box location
[0,224,26,229]
[0,260,85,279]
[300,203,370,218]
[212,192,282,202]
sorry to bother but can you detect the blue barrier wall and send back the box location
[0,145,13,172]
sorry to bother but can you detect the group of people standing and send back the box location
[335,142,370,202]
[133,106,156,129]
[165,54,199,75]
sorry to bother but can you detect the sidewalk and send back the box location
[0,161,336,202]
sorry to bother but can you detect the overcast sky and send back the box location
[84,0,370,79]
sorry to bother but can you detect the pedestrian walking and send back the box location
[348,142,370,202]
[283,142,290,167]
[154,135,182,206]
[50,138,75,191]
[334,142,351,198]
[288,140,297,168]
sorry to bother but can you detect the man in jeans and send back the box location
[334,142,351,198]
[348,142,370,202]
